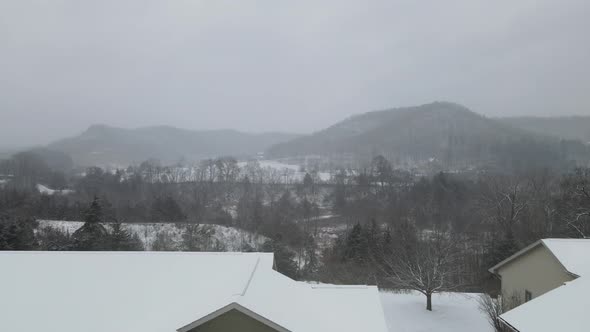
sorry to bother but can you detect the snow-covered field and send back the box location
[37,220,267,251]
[380,291,492,332]
[238,160,332,182]
[314,223,348,251]
[36,184,74,195]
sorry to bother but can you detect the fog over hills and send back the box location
[10,102,590,172]
[268,102,589,170]
[47,125,300,167]
[498,116,590,143]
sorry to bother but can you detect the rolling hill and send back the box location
[48,125,300,167]
[498,116,590,143]
[268,102,589,170]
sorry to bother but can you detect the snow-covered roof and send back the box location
[500,277,590,332]
[0,251,388,332]
[489,238,590,277]
[541,239,590,276]
[498,238,590,332]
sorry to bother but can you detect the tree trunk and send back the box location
[426,293,433,311]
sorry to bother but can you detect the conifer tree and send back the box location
[72,197,108,250]
[262,239,298,279]
[109,222,143,251]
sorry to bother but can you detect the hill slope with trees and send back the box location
[499,115,590,143]
[48,125,300,167]
[268,102,589,171]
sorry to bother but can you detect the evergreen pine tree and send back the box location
[109,222,144,251]
[262,239,299,279]
[72,197,108,250]
[344,223,367,262]
[0,217,38,250]
[302,234,318,279]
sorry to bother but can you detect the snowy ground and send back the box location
[238,160,332,182]
[36,184,74,195]
[314,222,348,251]
[37,220,267,251]
[380,291,492,332]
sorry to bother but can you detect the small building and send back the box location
[0,251,389,332]
[489,238,590,332]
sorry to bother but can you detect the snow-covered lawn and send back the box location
[380,291,492,332]
[37,220,267,251]
[36,184,74,195]
[238,160,332,182]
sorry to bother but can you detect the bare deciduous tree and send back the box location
[559,168,590,237]
[379,230,466,311]
[478,293,523,332]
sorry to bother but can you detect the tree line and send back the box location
[1,150,590,311]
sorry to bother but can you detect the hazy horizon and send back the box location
[2,0,589,147]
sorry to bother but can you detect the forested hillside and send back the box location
[268,102,590,172]
[48,125,300,167]
[499,116,590,143]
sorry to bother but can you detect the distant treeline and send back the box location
[1,149,590,294]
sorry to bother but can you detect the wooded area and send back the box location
[1,151,589,310]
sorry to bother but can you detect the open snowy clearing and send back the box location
[380,291,492,332]
[238,160,332,182]
[36,184,74,195]
[37,220,267,251]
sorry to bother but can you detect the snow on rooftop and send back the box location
[541,238,590,276]
[236,268,388,332]
[500,238,590,332]
[0,251,387,332]
[1,251,263,332]
[500,277,590,332]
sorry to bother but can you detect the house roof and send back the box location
[0,251,388,332]
[497,238,590,332]
[540,239,590,276]
[488,238,590,277]
[500,277,590,332]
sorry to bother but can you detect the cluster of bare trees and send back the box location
[3,150,590,316]
[131,158,323,186]
[319,156,590,312]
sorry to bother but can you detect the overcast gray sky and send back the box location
[1,0,589,147]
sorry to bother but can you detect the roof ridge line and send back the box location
[239,257,260,297]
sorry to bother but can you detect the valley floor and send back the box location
[380,291,492,332]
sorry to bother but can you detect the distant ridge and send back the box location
[267,102,589,170]
[498,116,590,143]
[48,125,300,167]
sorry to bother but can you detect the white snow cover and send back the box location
[236,270,388,332]
[500,277,590,332]
[500,238,590,332]
[37,220,267,251]
[0,251,388,332]
[36,184,74,195]
[541,238,590,276]
[237,160,332,182]
[380,291,492,332]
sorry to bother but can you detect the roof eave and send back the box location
[499,316,521,332]
[176,302,292,332]
[488,240,543,275]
